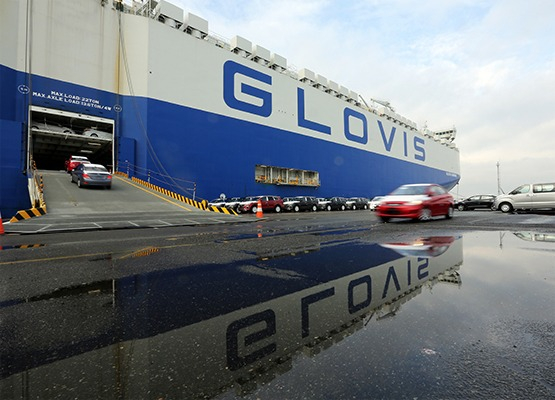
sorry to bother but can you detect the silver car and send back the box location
[31,121,75,135]
[83,128,112,140]
[208,198,227,207]
[493,182,555,213]
[71,163,112,189]
[369,196,385,211]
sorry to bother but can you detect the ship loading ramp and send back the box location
[4,171,249,235]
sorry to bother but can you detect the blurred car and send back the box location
[83,128,112,140]
[283,196,319,212]
[380,236,457,257]
[317,197,332,211]
[224,197,245,210]
[65,155,90,173]
[238,195,284,213]
[346,197,370,210]
[31,121,75,135]
[70,163,112,189]
[376,183,454,222]
[326,197,348,211]
[455,194,496,211]
[282,197,298,211]
[208,198,227,207]
[369,196,385,211]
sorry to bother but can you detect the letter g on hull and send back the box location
[223,60,272,117]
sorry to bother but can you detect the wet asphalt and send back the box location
[1,210,555,399]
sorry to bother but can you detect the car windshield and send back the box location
[85,166,107,172]
[510,185,530,195]
[390,185,429,195]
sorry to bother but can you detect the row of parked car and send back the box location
[208,195,385,214]
[209,184,455,222]
[455,182,555,213]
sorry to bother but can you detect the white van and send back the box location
[493,183,555,213]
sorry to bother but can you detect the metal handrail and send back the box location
[118,160,197,200]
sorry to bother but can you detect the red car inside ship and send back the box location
[65,155,90,173]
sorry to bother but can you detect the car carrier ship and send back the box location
[0,0,460,217]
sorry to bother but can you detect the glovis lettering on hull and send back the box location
[223,60,426,162]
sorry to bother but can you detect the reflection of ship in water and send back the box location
[1,236,463,399]
[380,236,457,258]
[498,231,555,250]
[374,236,462,320]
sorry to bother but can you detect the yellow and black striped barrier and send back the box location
[114,171,128,178]
[130,177,238,215]
[10,161,49,223]
[207,205,238,215]
[119,247,161,259]
[9,206,47,223]
[0,243,46,250]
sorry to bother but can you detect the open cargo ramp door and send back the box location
[29,106,114,172]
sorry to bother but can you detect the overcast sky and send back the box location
[168,0,554,197]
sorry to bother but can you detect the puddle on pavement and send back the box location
[1,231,554,399]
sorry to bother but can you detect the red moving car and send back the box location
[376,183,454,222]
[65,155,90,173]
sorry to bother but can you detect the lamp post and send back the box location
[496,161,501,195]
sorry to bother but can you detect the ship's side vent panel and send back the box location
[326,80,339,96]
[180,12,209,39]
[377,107,391,119]
[402,118,417,130]
[315,74,329,91]
[270,53,287,72]
[154,0,183,28]
[231,36,252,58]
[338,86,349,100]
[348,91,360,105]
[251,44,271,66]
[299,68,316,84]
[422,129,434,138]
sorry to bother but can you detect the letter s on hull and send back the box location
[414,137,426,161]
[223,60,272,117]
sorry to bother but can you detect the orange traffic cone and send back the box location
[256,199,264,218]
[0,211,5,235]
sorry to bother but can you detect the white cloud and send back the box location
[168,0,555,195]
